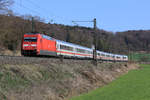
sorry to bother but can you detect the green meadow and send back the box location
[128,53,150,62]
[70,64,150,100]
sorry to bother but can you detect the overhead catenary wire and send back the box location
[72,20,95,28]
[15,2,51,23]
[26,0,73,24]
[14,0,75,26]
[15,1,41,16]
[24,0,56,22]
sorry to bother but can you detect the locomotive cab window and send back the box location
[24,37,37,42]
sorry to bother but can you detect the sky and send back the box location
[12,0,150,32]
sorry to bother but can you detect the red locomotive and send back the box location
[21,33,57,56]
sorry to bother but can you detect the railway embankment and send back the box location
[0,57,139,100]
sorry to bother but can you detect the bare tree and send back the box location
[0,0,13,13]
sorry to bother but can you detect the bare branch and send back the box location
[0,0,13,10]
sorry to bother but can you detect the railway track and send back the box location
[0,55,60,65]
[0,55,93,65]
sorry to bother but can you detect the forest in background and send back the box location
[0,0,150,55]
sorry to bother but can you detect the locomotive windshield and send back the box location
[24,37,37,42]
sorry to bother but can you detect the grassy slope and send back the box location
[0,64,72,99]
[70,64,150,100]
[128,53,150,61]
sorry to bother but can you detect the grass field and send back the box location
[128,53,150,62]
[70,64,150,100]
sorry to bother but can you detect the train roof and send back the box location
[25,33,40,35]
[24,33,55,41]
[56,39,93,51]
[42,34,55,40]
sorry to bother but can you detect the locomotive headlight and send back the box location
[31,44,37,46]
[23,44,29,46]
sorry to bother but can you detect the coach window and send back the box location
[69,46,73,51]
[85,50,87,54]
[89,51,92,54]
[123,57,126,59]
[117,56,120,59]
[60,45,67,50]
[82,49,85,53]
[66,46,73,51]
[87,50,91,54]
[100,53,102,56]
[77,48,85,53]
[60,45,65,50]
[101,54,105,57]
[86,50,89,54]
[60,45,73,51]
[106,55,110,57]
[87,51,90,54]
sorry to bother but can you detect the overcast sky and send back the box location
[12,0,150,32]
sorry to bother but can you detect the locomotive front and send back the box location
[21,33,39,56]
